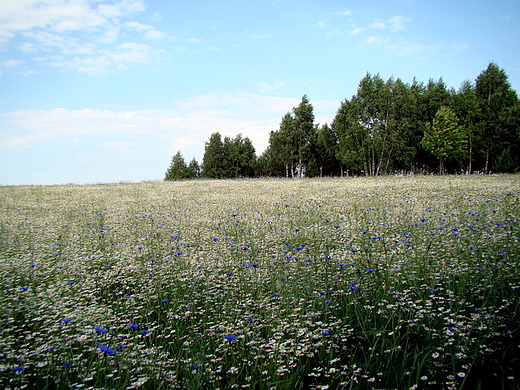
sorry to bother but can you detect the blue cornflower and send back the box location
[128,324,139,329]
[366,269,375,273]
[63,363,72,368]
[14,366,25,371]
[61,318,71,323]
[68,281,75,285]
[321,331,330,336]
[350,282,357,291]
[94,325,108,334]
[224,335,237,341]
[161,299,169,303]
[98,344,115,355]
[140,330,150,334]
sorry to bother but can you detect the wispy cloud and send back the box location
[0,92,338,158]
[336,10,353,17]
[0,0,168,76]
[258,80,286,93]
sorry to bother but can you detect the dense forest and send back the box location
[165,62,520,179]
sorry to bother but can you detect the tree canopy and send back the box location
[165,62,520,179]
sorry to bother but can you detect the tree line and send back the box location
[165,62,520,180]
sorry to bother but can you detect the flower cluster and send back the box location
[0,175,518,389]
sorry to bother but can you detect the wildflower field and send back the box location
[0,175,519,390]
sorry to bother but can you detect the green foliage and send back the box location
[166,62,520,178]
[422,106,468,174]
[201,132,257,178]
[201,132,225,178]
[165,151,191,180]
[267,96,317,177]
[476,62,519,172]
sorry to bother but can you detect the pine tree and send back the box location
[165,151,189,180]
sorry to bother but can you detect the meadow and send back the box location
[0,175,519,390]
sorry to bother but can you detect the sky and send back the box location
[1,0,519,185]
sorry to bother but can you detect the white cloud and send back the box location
[350,27,365,35]
[124,21,153,32]
[335,10,352,17]
[0,92,338,160]
[3,59,24,68]
[387,42,425,55]
[145,29,168,40]
[388,16,409,31]
[0,0,168,75]
[369,21,387,30]
[258,80,286,93]
[317,20,329,28]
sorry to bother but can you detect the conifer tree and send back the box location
[165,151,189,180]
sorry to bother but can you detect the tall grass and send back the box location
[0,175,518,389]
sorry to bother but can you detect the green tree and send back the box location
[260,130,290,177]
[187,158,200,178]
[292,95,316,177]
[221,134,256,178]
[334,97,368,176]
[475,62,519,172]
[201,132,257,178]
[201,132,224,178]
[315,123,341,176]
[334,74,404,176]
[451,80,483,173]
[266,96,316,177]
[388,78,423,173]
[421,106,467,174]
[276,113,298,177]
[165,151,189,180]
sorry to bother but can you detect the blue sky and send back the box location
[1,0,519,185]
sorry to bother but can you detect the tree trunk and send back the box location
[439,157,444,175]
[468,135,473,174]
